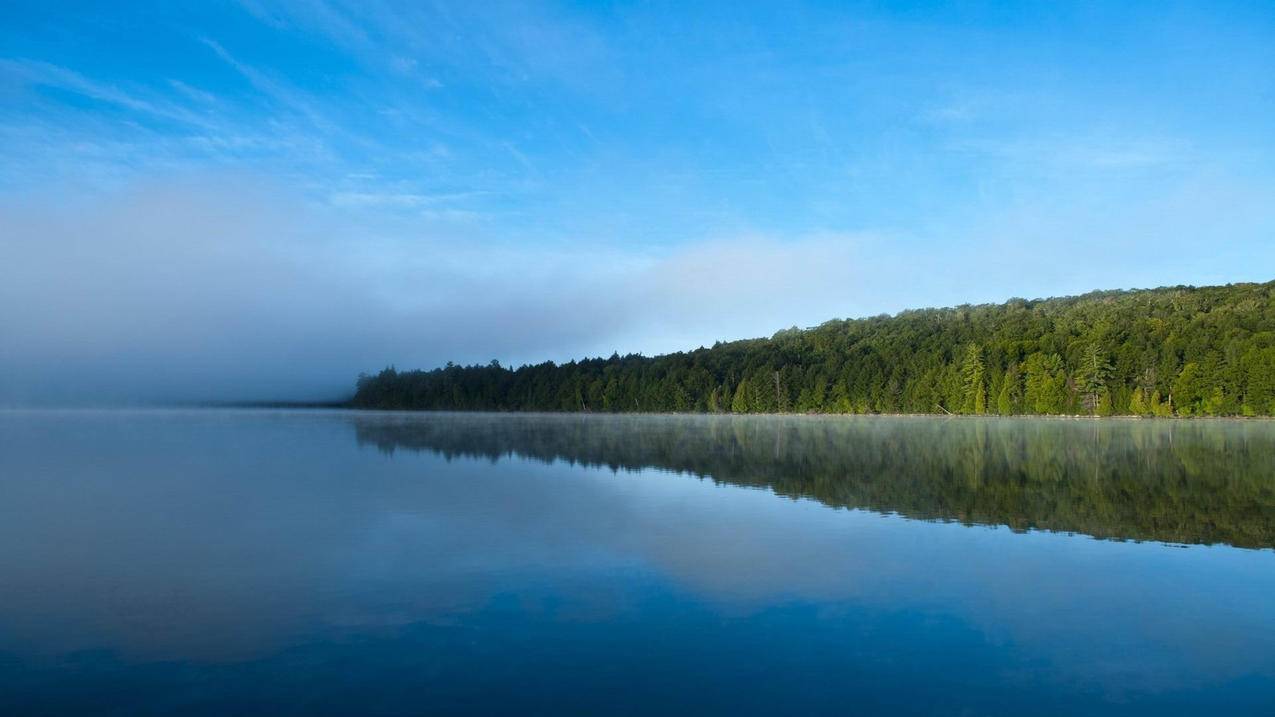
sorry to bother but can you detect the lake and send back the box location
[0,410,1272,715]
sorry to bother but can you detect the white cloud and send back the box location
[327,190,488,210]
[949,132,1193,170]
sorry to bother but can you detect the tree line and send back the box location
[351,280,1275,417]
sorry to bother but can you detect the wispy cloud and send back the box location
[950,133,1194,170]
[167,79,218,105]
[0,58,218,131]
[329,189,487,207]
[197,37,331,129]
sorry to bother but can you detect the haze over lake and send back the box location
[1,410,1271,715]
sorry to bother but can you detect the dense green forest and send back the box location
[352,280,1275,416]
[352,413,1275,548]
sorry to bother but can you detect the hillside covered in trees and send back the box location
[352,281,1275,417]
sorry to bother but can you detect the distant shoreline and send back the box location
[10,405,1274,421]
[326,405,1275,421]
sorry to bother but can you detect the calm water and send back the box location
[1,410,1272,715]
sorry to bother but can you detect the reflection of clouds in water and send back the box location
[0,410,1270,699]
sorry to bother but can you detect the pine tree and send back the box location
[996,380,1014,415]
[773,370,790,413]
[961,343,987,414]
[731,379,749,413]
[1025,353,1067,414]
[1076,344,1113,415]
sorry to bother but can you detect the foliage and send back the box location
[1075,343,1113,415]
[352,281,1275,417]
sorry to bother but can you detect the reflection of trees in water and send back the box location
[351,415,1275,550]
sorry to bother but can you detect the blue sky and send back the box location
[2,1,1274,402]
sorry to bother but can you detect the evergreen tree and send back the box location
[996,380,1014,415]
[1075,344,1113,415]
[1024,353,1067,414]
[731,379,750,414]
[961,343,987,414]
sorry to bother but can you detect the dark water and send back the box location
[0,410,1272,715]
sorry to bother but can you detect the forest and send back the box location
[351,280,1275,417]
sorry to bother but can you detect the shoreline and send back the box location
[7,405,1272,421]
[335,407,1275,421]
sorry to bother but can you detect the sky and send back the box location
[1,1,1273,403]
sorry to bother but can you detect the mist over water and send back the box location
[1,410,1271,714]
[351,412,1275,548]
[0,184,894,405]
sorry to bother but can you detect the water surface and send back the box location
[0,410,1272,715]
